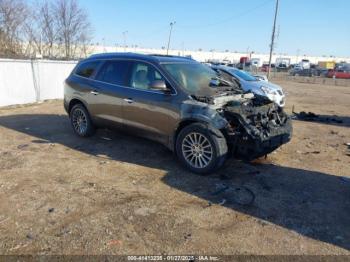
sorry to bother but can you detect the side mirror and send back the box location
[150,80,170,93]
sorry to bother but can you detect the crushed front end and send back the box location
[222,96,292,161]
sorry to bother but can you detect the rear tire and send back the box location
[70,104,95,137]
[176,123,228,175]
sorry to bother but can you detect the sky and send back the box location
[80,0,350,57]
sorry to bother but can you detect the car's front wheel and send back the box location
[70,104,95,137]
[176,123,228,175]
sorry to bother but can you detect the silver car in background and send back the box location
[212,66,286,107]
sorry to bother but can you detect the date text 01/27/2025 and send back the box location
[127,255,220,261]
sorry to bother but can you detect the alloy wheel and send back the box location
[182,132,213,169]
[72,108,88,135]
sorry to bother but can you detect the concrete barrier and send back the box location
[0,59,77,107]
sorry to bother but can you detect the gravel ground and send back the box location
[0,80,349,255]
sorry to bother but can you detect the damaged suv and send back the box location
[64,53,292,174]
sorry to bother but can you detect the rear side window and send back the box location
[96,60,131,86]
[75,61,100,78]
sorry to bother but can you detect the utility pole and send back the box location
[296,48,301,64]
[166,22,176,55]
[102,38,106,52]
[267,0,279,79]
[122,31,128,52]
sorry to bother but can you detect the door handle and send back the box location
[124,98,134,104]
[90,90,99,96]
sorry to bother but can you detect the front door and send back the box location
[122,61,178,144]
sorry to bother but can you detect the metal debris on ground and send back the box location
[184,233,192,240]
[346,143,350,156]
[218,199,227,206]
[26,233,34,240]
[210,183,255,207]
[292,107,344,124]
[231,186,256,206]
[17,144,29,150]
[100,137,112,141]
[303,151,321,155]
[211,183,229,196]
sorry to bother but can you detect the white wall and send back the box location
[1,51,349,107]
[0,59,77,107]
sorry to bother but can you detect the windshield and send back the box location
[227,68,257,81]
[162,62,218,95]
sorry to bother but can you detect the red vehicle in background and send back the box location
[327,69,350,79]
[240,57,249,64]
[261,63,275,72]
[327,64,350,79]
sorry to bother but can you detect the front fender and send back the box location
[180,101,228,130]
[167,100,229,152]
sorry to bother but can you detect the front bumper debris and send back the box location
[224,101,293,160]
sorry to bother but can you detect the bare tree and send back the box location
[0,0,93,59]
[0,0,29,57]
[25,0,59,58]
[54,0,92,59]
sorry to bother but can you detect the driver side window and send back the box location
[129,62,166,91]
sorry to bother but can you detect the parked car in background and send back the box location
[212,65,286,107]
[292,64,302,70]
[289,68,317,77]
[314,67,330,77]
[327,67,350,79]
[64,53,292,174]
[276,63,288,72]
[261,63,275,72]
[276,58,291,72]
[236,61,251,70]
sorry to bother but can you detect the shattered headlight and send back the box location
[261,86,275,95]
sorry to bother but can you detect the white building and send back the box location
[89,45,350,65]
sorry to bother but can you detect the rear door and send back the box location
[69,61,102,112]
[89,60,132,128]
[122,61,178,144]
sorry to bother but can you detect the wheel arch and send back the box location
[68,98,89,115]
[170,118,226,152]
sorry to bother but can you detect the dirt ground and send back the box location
[0,80,349,256]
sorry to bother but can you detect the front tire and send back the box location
[176,123,228,175]
[70,104,95,137]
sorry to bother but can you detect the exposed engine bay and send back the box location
[191,90,292,161]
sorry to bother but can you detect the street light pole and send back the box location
[296,48,301,64]
[267,0,279,79]
[166,22,176,55]
[122,31,128,52]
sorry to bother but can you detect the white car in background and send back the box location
[212,66,286,107]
